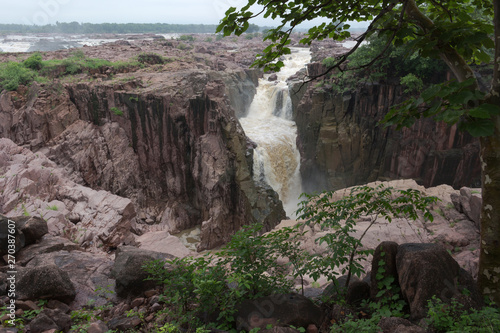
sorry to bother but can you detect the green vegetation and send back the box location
[46,204,58,211]
[110,107,124,116]
[144,223,307,330]
[144,185,437,331]
[0,51,143,91]
[320,35,447,94]
[426,296,500,332]
[178,35,196,42]
[0,61,38,91]
[297,184,436,286]
[217,0,500,304]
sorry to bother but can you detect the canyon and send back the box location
[0,34,484,330]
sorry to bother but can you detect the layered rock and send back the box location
[294,68,481,193]
[0,138,136,250]
[0,40,286,251]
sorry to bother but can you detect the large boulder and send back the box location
[396,243,481,320]
[29,309,71,333]
[370,241,400,301]
[236,293,323,331]
[0,215,25,255]
[16,216,48,245]
[111,246,173,299]
[16,265,76,304]
[22,240,115,309]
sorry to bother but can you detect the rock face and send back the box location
[0,40,286,251]
[395,243,481,320]
[0,139,136,250]
[294,73,481,193]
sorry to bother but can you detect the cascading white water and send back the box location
[239,48,311,217]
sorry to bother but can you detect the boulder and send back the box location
[24,246,115,308]
[236,293,323,331]
[39,308,71,332]
[28,314,59,333]
[345,280,370,306]
[135,230,193,258]
[86,321,110,333]
[16,265,76,304]
[378,317,425,333]
[0,215,25,255]
[370,241,400,301]
[111,246,173,299]
[16,216,48,245]
[107,315,142,331]
[396,243,481,320]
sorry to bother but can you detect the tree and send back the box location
[217,0,500,303]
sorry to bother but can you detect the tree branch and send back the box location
[405,0,476,86]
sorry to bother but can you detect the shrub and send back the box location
[426,296,500,332]
[144,223,308,330]
[23,52,43,70]
[400,73,424,93]
[110,107,124,116]
[137,53,165,65]
[0,62,38,90]
[177,43,191,51]
[179,35,195,42]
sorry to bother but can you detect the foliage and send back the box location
[110,107,124,116]
[144,223,308,330]
[384,77,500,137]
[321,34,446,94]
[297,184,437,286]
[0,61,38,90]
[178,35,195,42]
[400,73,424,94]
[426,296,500,332]
[23,52,43,70]
[329,314,381,333]
[177,43,191,51]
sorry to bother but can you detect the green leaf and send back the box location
[460,118,495,137]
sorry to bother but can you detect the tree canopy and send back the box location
[217,0,500,304]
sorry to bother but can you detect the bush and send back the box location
[137,53,165,65]
[143,223,308,330]
[0,62,38,90]
[23,52,43,70]
[179,35,195,42]
[426,296,500,332]
[400,73,424,93]
[110,107,124,116]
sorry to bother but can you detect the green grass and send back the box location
[0,50,144,91]
[46,205,58,211]
[111,107,124,116]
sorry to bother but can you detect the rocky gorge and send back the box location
[0,34,487,332]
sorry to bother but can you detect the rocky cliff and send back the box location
[294,63,481,193]
[0,38,286,251]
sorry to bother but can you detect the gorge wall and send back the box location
[0,39,286,251]
[293,63,481,193]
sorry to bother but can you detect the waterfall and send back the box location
[239,48,311,217]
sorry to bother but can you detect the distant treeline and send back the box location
[0,22,259,34]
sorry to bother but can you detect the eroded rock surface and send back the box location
[294,66,480,193]
[0,38,286,251]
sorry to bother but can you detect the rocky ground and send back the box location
[0,34,485,332]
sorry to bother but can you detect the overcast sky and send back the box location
[0,0,367,29]
[0,0,292,26]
